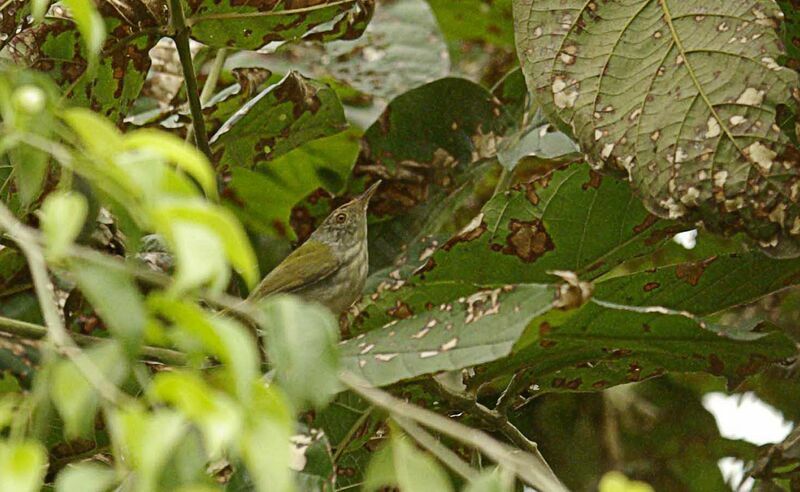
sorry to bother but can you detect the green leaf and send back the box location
[211,72,347,168]
[778,1,800,71]
[464,470,513,492]
[348,77,517,265]
[349,163,799,390]
[481,252,800,393]
[599,471,655,492]
[342,284,554,387]
[260,295,341,410]
[186,0,374,50]
[153,201,259,289]
[358,77,514,178]
[31,0,49,23]
[427,0,514,48]
[151,371,242,459]
[40,191,88,260]
[108,408,187,491]
[168,220,230,293]
[50,341,129,438]
[226,129,359,238]
[310,391,383,490]
[8,143,48,208]
[61,108,124,158]
[123,130,219,200]
[70,261,146,353]
[0,440,47,492]
[147,297,259,402]
[55,463,117,492]
[514,0,800,253]
[62,0,106,57]
[364,430,453,492]
[240,384,295,492]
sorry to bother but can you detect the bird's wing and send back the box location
[248,240,340,299]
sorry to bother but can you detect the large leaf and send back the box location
[211,71,347,169]
[256,0,450,103]
[476,252,800,393]
[340,283,555,387]
[343,164,797,389]
[186,0,375,50]
[514,0,800,253]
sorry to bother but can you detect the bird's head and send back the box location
[312,180,381,250]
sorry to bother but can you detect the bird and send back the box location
[247,180,381,313]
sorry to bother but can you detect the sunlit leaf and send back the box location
[40,191,87,260]
[364,429,453,492]
[0,440,46,492]
[71,261,146,353]
[55,463,116,492]
[151,371,242,459]
[260,295,341,410]
[124,130,219,200]
[62,0,106,57]
[50,341,128,438]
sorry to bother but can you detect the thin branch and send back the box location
[393,416,478,483]
[494,370,525,414]
[187,47,228,144]
[331,405,373,463]
[200,48,228,107]
[491,164,513,198]
[340,372,569,492]
[169,0,212,160]
[0,202,134,407]
[430,379,547,462]
[0,315,187,366]
[3,232,264,326]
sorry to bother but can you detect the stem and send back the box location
[341,372,568,492]
[187,47,228,143]
[169,0,212,160]
[0,315,187,366]
[393,416,478,483]
[492,165,513,198]
[430,379,548,463]
[200,48,228,107]
[0,203,133,407]
[494,371,524,413]
[331,405,373,463]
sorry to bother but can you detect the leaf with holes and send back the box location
[186,0,374,50]
[345,164,796,389]
[256,0,450,104]
[515,0,800,255]
[350,164,682,336]
[211,72,347,169]
[3,2,162,123]
[474,252,800,393]
[340,283,555,387]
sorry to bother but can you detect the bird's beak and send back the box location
[357,179,382,206]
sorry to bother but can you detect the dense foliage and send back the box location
[0,0,799,491]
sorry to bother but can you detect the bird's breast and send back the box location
[296,241,368,314]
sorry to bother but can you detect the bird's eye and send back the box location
[335,213,347,223]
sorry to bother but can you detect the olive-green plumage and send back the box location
[248,180,381,313]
